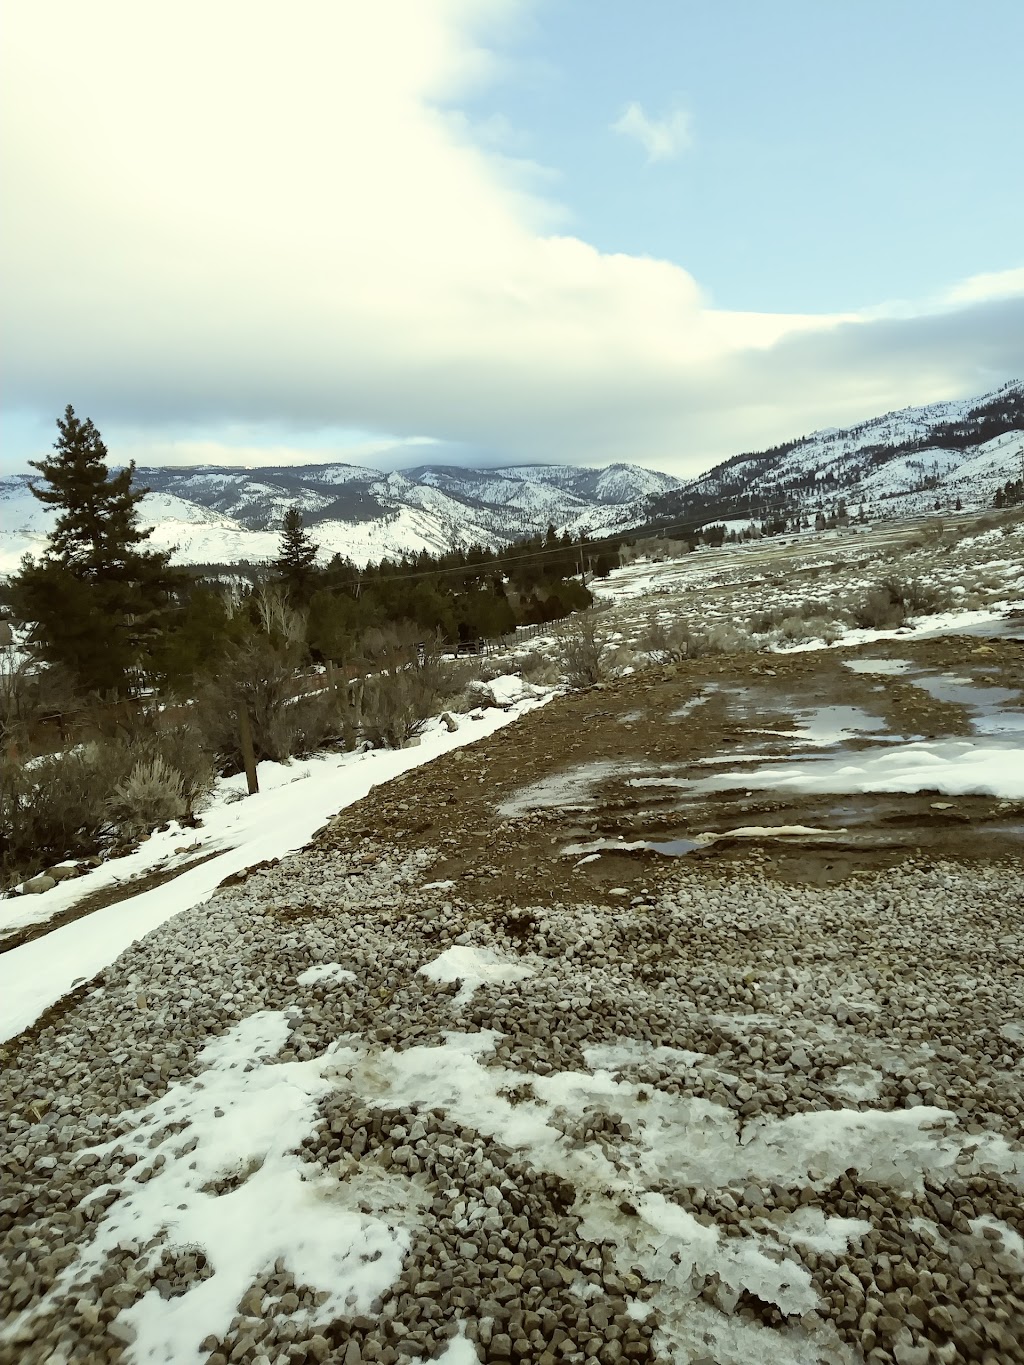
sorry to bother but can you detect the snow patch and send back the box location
[418,946,535,1007]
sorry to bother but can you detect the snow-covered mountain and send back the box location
[2,382,1019,574]
[646,381,1024,532]
[0,461,680,573]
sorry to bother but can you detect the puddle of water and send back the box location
[845,658,915,676]
[671,693,710,719]
[792,704,889,747]
[562,836,703,860]
[846,662,1024,739]
[499,762,636,817]
[909,673,1020,710]
[710,685,890,750]
[644,838,704,856]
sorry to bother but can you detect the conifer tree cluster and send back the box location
[11,407,183,694]
[8,410,616,701]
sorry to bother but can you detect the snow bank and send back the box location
[0,692,553,1043]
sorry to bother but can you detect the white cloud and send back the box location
[1,1,1021,480]
[611,100,692,162]
[943,266,1024,306]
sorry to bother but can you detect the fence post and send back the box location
[237,701,259,795]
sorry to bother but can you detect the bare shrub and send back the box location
[885,577,951,616]
[516,651,560,687]
[557,612,609,687]
[2,749,108,883]
[194,635,305,769]
[0,657,84,759]
[748,599,831,634]
[1,723,216,884]
[703,622,756,653]
[639,616,699,663]
[282,691,356,759]
[359,669,437,749]
[774,613,843,644]
[851,587,905,630]
[851,577,951,630]
[107,754,187,836]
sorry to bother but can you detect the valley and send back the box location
[2,511,1022,1365]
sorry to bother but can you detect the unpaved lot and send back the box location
[320,633,1024,903]
[2,632,1023,1365]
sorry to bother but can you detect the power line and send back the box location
[324,498,800,586]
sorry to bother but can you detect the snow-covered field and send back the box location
[0,684,553,1042]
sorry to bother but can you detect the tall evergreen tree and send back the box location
[12,406,182,694]
[28,407,154,577]
[274,506,319,602]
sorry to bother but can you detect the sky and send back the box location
[2,0,1022,479]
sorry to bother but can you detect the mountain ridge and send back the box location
[0,383,1020,572]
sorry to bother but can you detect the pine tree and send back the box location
[12,406,182,694]
[28,407,154,577]
[274,506,319,601]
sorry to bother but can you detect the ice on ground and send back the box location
[418,946,535,1007]
[829,1064,885,1103]
[497,761,627,818]
[583,1040,705,1072]
[296,963,357,987]
[671,694,709,719]
[14,1019,1018,1364]
[701,738,1024,801]
[777,1208,872,1254]
[844,658,915,675]
[1,1013,419,1365]
[969,1216,1024,1270]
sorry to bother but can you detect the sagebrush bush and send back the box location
[639,616,695,663]
[703,622,756,654]
[851,577,951,630]
[107,754,187,836]
[359,668,438,749]
[851,587,905,630]
[516,653,560,687]
[774,613,843,644]
[1,724,217,886]
[557,613,609,687]
[2,748,108,882]
[748,599,831,634]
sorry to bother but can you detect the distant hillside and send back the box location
[644,381,1024,533]
[2,382,1020,574]
[0,462,680,574]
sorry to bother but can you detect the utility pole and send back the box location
[237,700,259,795]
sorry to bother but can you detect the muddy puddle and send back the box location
[327,632,1024,905]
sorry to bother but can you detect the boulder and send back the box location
[23,874,57,895]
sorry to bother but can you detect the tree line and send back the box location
[3,407,619,699]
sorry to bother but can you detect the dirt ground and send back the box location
[316,633,1024,903]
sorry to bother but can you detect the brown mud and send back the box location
[317,633,1024,902]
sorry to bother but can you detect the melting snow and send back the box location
[418,946,535,1007]
[296,963,357,988]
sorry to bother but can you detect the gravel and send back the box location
[1,837,1022,1365]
